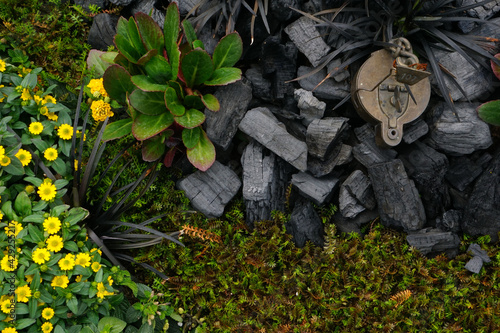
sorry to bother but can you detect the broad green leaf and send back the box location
[135,12,164,52]
[181,49,214,87]
[168,80,184,99]
[103,64,136,104]
[174,108,205,128]
[144,55,172,83]
[102,118,133,142]
[142,131,173,162]
[165,87,185,116]
[182,20,198,47]
[114,34,140,63]
[182,127,201,149]
[67,298,79,315]
[184,95,204,109]
[165,3,180,78]
[131,75,168,91]
[52,158,69,176]
[202,94,220,111]
[3,157,24,175]
[477,100,500,126]
[128,17,147,56]
[98,317,127,333]
[137,49,158,66]
[193,39,205,50]
[101,51,119,65]
[213,32,243,69]
[16,318,36,330]
[116,17,129,38]
[14,191,31,216]
[87,50,114,77]
[186,129,216,171]
[132,112,174,140]
[129,89,168,115]
[28,223,44,243]
[31,138,49,152]
[205,67,241,86]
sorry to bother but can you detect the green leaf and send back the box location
[142,131,172,162]
[186,129,215,171]
[102,118,133,142]
[129,90,168,115]
[3,157,24,175]
[54,179,69,190]
[64,207,89,225]
[144,55,172,83]
[23,214,44,223]
[67,297,79,314]
[138,323,154,333]
[182,20,198,47]
[193,39,205,50]
[52,158,69,176]
[16,318,36,330]
[205,67,241,86]
[165,3,180,79]
[184,95,205,109]
[28,223,44,243]
[202,94,220,111]
[165,87,185,116]
[132,112,174,140]
[64,241,79,252]
[137,49,158,66]
[477,100,500,126]
[28,298,37,318]
[181,49,214,87]
[212,32,243,69]
[182,127,201,149]
[174,108,206,129]
[114,34,140,63]
[103,65,136,105]
[135,12,164,52]
[127,17,147,56]
[14,191,32,216]
[24,177,43,187]
[87,50,114,77]
[51,204,70,216]
[98,317,127,333]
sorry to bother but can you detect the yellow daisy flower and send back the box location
[90,248,102,255]
[46,112,58,121]
[58,254,75,271]
[34,95,45,105]
[75,252,91,267]
[51,275,69,289]
[32,248,51,264]
[15,149,32,166]
[87,78,108,98]
[0,212,3,220]
[0,59,6,72]
[43,147,58,161]
[1,298,13,314]
[42,307,54,320]
[46,235,64,252]
[57,123,73,140]
[91,100,114,122]
[39,106,49,116]
[0,155,10,167]
[38,180,57,201]
[0,145,5,156]
[4,221,23,237]
[1,255,18,271]
[91,262,102,273]
[96,282,113,299]
[41,322,53,333]
[15,285,31,303]
[108,276,113,286]
[20,88,31,101]
[1,328,17,333]
[28,122,43,135]
[44,95,57,105]
[43,216,61,234]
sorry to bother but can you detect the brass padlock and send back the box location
[351,49,431,147]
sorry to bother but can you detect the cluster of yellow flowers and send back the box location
[88,79,114,122]
[0,146,33,168]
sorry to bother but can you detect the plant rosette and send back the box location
[87,2,243,171]
[0,183,140,333]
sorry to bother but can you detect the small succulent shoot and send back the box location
[477,53,500,126]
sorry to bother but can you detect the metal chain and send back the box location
[387,37,419,66]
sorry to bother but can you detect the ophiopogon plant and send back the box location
[87,2,243,171]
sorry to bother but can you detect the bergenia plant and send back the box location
[87,2,243,171]
[477,53,500,126]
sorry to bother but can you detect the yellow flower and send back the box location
[42,307,54,320]
[57,123,73,140]
[75,252,91,267]
[41,322,53,333]
[38,180,57,201]
[90,248,102,255]
[1,255,18,271]
[90,100,114,122]
[26,275,33,283]
[91,262,102,273]
[0,212,3,220]
[46,235,64,252]
[4,221,22,237]
[15,149,32,166]
[15,285,31,303]
[75,275,83,282]
[0,146,4,156]
[43,147,58,161]
[44,95,57,105]
[28,122,43,135]
[39,106,49,116]
[108,276,113,286]
[21,88,31,101]
[34,95,45,105]
[25,185,35,194]
[0,59,6,72]
[46,112,58,121]
[51,275,69,289]
[43,216,61,234]
[96,282,113,299]
[58,254,75,270]
[87,78,108,98]
[1,328,17,333]
[0,155,11,167]
[0,298,13,314]
[32,248,51,264]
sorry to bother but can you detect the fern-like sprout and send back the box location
[180,224,222,243]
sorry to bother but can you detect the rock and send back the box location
[406,228,461,257]
[307,144,352,177]
[294,88,326,126]
[284,16,330,67]
[464,256,484,274]
[291,172,340,205]
[241,141,292,228]
[297,66,350,100]
[245,65,273,101]
[436,210,462,233]
[306,117,349,160]
[87,14,119,51]
[176,161,241,218]
[205,79,252,150]
[467,243,491,263]
[403,119,429,145]
[239,107,308,171]
[368,159,426,232]
[285,198,324,247]
[426,101,492,155]
[445,156,483,191]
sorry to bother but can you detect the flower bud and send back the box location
[111,266,118,273]
[66,293,73,299]
[77,241,84,248]
[33,291,41,298]
[40,265,48,272]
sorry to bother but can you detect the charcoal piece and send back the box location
[291,172,340,205]
[307,144,352,177]
[333,209,379,235]
[445,156,483,191]
[436,210,462,233]
[426,102,492,155]
[241,141,292,228]
[467,243,491,263]
[406,228,461,256]
[352,124,398,168]
[457,1,500,33]
[449,187,469,211]
[131,0,165,26]
[368,159,426,232]
[403,119,429,145]
[176,161,241,218]
[239,107,308,171]
[306,118,349,160]
[284,17,330,67]
[109,0,134,5]
[87,14,119,51]
[270,0,301,21]
[343,170,376,210]
[297,66,350,100]
[294,89,326,126]
[327,58,350,82]
[475,152,493,169]
[205,79,252,150]
[245,66,272,101]
[339,185,366,219]
[465,256,484,274]
[285,198,324,247]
